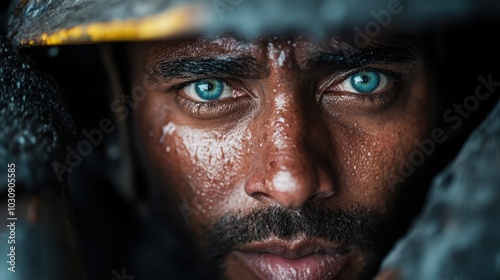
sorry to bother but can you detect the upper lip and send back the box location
[234,236,350,259]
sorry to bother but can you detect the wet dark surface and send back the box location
[7,0,500,45]
[0,36,85,280]
[0,36,75,190]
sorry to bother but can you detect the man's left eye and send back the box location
[338,71,391,94]
[182,79,233,102]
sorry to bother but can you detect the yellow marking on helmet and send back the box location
[29,5,209,46]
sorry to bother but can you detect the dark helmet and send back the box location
[8,0,500,46]
[7,0,210,46]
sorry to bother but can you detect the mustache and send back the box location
[204,204,385,262]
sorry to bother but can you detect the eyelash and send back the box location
[178,98,221,116]
[356,90,395,106]
[325,67,405,106]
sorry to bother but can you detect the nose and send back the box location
[244,94,335,209]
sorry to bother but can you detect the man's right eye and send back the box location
[182,79,234,102]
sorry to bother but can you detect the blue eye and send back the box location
[350,71,381,93]
[195,79,224,100]
[182,79,233,102]
[338,71,389,94]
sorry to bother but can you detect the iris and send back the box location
[350,71,381,93]
[194,79,225,100]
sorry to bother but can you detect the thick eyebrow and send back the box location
[148,56,267,81]
[303,45,420,73]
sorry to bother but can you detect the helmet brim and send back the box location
[8,0,500,46]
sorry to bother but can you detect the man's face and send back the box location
[128,34,436,279]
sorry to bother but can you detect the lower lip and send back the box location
[235,251,348,280]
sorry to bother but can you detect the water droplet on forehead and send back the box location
[277,50,286,67]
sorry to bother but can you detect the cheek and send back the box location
[335,119,429,210]
[134,93,253,227]
[330,75,436,213]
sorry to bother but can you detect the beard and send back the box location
[200,204,395,279]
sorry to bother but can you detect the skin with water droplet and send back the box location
[128,34,438,279]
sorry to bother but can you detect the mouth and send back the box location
[233,237,351,280]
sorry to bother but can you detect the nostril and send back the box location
[250,191,273,203]
[311,191,335,201]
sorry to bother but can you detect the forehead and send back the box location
[133,33,421,77]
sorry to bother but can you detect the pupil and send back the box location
[205,83,214,91]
